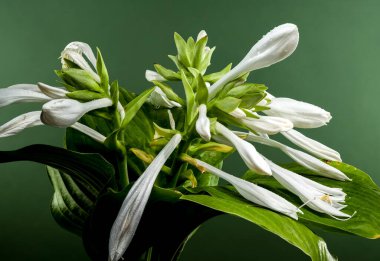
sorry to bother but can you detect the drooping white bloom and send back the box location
[109,134,182,261]
[282,129,342,162]
[37,82,68,99]
[0,84,51,107]
[0,111,43,137]
[61,41,99,82]
[215,122,271,175]
[241,116,293,135]
[208,23,299,98]
[71,122,106,143]
[196,104,211,141]
[240,132,349,181]
[145,70,166,82]
[264,97,332,128]
[147,87,181,108]
[41,98,112,127]
[195,159,300,219]
[264,158,351,218]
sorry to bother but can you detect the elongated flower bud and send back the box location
[241,116,293,135]
[196,104,211,141]
[265,158,352,218]
[265,98,332,128]
[216,122,271,175]
[109,134,182,261]
[71,122,106,143]
[145,70,166,82]
[37,82,68,99]
[0,84,51,107]
[282,129,342,162]
[61,41,99,82]
[148,87,181,108]
[196,30,207,41]
[41,98,112,127]
[0,111,43,138]
[195,159,300,219]
[229,108,246,118]
[208,23,299,98]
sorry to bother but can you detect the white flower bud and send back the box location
[209,23,299,98]
[148,87,181,108]
[145,70,166,82]
[265,98,332,128]
[282,129,342,162]
[242,116,293,135]
[196,104,211,141]
[37,82,68,99]
[216,122,271,175]
[229,108,246,118]
[41,98,112,127]
[0,84,51,107]
[196,30,207,41]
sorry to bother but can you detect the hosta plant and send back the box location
[0,23,379,261]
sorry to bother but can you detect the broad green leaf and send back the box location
[240,93,266,109]
[243,162,380,239]
[120,87,154,130]
[181,70,196,125]
[203,63,232,83]
[182,187,336,261]
[60,68,103,93]
[154,64,181,81]
[96,48,109,91]
[0,144,115,191]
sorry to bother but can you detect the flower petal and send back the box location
[0,111,43,137]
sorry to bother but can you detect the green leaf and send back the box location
[110,80,120,107]
[198,46,215,73]
[61,68,103,93]
[193,35,208,69]
[227,83,267,98]
[182,187,336,261]
[154,64,181,81]
[96,48,109,92]
[120,87,155,130]
[243,162,380,239]
[0,144,115,192]
[66,90,106,101]
[181,70,196,125]
[174,32,191,67]
[215,96,242,113]
[194,74,209,104]
[203,63,232,83]
[152,81,184,106]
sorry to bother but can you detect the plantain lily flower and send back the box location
[0,111,43,137]
[41,98,112,127]
[264,97,332,128]
[282,129,342,162]
[241,115,293,135]
[215,122,271,175]
[147,87,181,108]
[145,70,166,82]
[195,104,211,141]
[109,134,182,261]
[264,158,352,219]
[208,23,299,98]
[239,132,349,181]
[0,84,52,107]
[37,82,69,99]
[195,159,300,219]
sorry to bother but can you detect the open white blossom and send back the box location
[196,104,211,141]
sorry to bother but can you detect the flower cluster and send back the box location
[0,23,355,261]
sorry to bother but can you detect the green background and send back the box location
[0,0,379,260]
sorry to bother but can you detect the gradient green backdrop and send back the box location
[0,0,379,260]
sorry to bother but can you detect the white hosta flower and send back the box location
[208,23,299,98]
[196,104,211,141]
[37,82,68,99]
[71,122,106,143]
[229,108,246,118]
[195,159,300,219]
[145,70,166,82]
[241,132,349,181]
[265,159,351,218]
[41,98,112,127]
[0,84,51,107]
[147,87,181,108]
[216,122,271,175]
[61,41,99,82]
[0,111,43,137]
[241,116,293,135]
[264,97,332,128]
[282,129,342,162]
[109,134,182,261]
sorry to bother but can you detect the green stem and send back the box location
[116,153,129,189]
